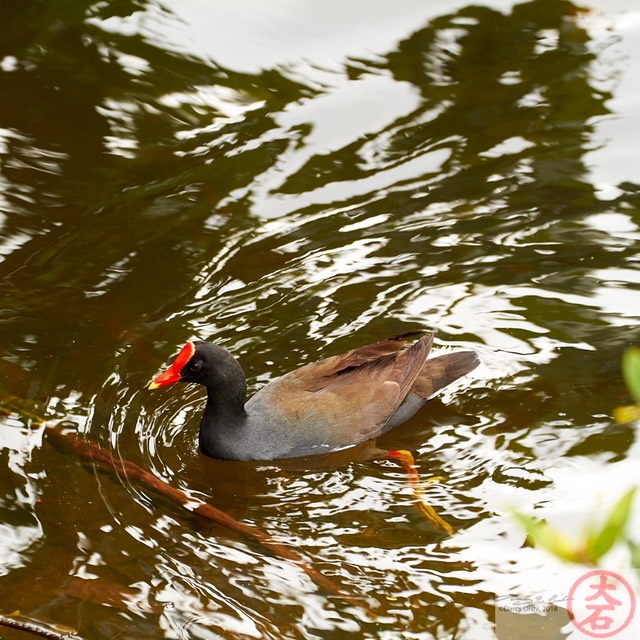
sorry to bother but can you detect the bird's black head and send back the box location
[149,340,246,397]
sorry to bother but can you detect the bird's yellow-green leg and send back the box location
[388,449,453,536]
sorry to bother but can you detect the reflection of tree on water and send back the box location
[285,1,613,240]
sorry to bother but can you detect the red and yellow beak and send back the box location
[148,341,195,390]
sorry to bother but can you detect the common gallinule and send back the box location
[148,334,478,460]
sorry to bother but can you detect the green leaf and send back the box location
[628,539,640,568]
[622,348,640,404]
[512,511,578,562]
[588,488,636,562]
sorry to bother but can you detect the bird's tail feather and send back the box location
[411,351,479,399]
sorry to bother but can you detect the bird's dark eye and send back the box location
[189,361,203,373]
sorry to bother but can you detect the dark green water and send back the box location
[1,1,640,638]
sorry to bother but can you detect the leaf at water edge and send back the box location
[588,487,636,563]
[622,348,640,404]
[628,539,640,569]
[613,404,640,424]
[512,511,578,563]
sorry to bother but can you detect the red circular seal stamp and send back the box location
[568,570,636,638]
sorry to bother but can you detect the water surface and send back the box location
[1,1,640,638]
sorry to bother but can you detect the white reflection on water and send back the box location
[0,522,42,576]
[0,416,44,576]
[586,5,640,199]
[92,0,511,73]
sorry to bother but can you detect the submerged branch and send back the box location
[0,613,78,640]
[2,399,374,617]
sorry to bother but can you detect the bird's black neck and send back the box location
[198,385,248,459]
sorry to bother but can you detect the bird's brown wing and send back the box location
[303,332,433,385]
[259,335,434,448]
